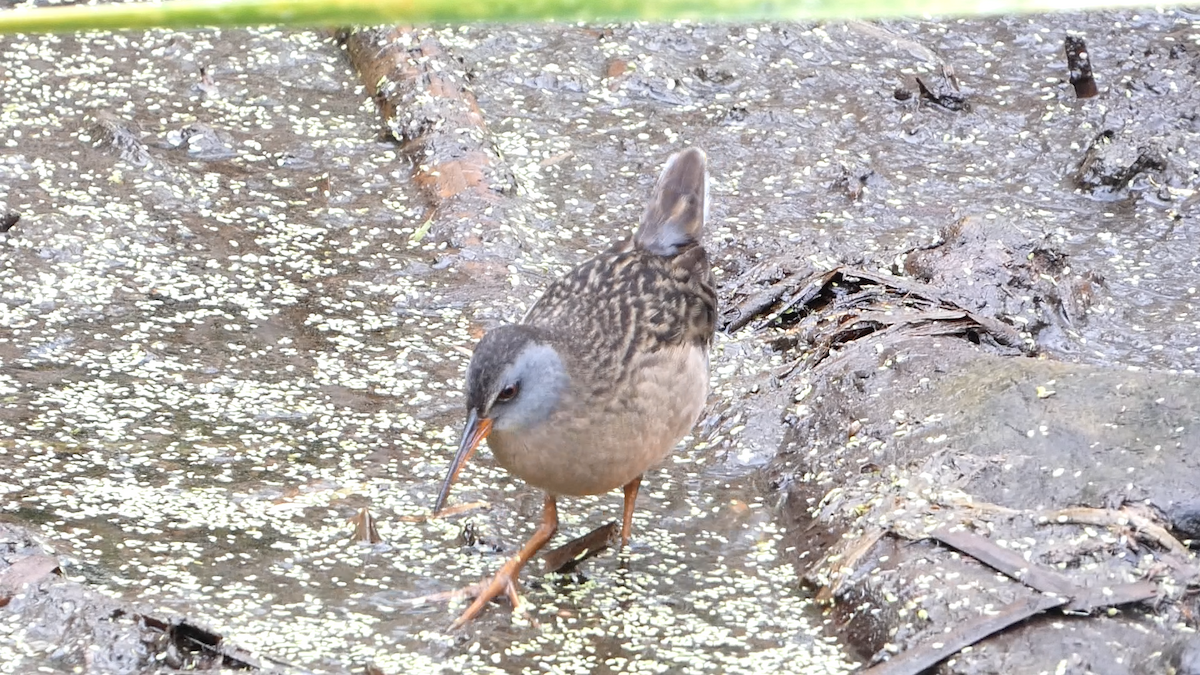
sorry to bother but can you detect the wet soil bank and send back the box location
[778,337,1200,673]
[3,10,1200,675]
[754,226,1200,671]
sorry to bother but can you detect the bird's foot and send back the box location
[450,556,526,629]
[445,494,558,628]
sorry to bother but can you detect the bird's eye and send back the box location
[496,384,519,402]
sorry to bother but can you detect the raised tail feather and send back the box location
[634,148,708,256]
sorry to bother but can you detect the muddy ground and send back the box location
[1,9,1199,675]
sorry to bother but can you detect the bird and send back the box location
[433,147,716,628]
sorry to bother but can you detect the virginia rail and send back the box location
[434,148,716,627]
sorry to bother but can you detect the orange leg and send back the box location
[620,475,642,550]
[451,494,558,629]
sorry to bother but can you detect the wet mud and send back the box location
[1,9,1199,675]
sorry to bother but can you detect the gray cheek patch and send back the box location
[492,343,569,432]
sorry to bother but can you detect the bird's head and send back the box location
[433,325,569,514]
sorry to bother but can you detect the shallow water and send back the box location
[1,11,1197,674]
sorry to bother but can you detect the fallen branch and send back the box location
[1042,506,1193,559]
[857,525,1163,675]
[860,594,1067,675]
[930,526,1159,612]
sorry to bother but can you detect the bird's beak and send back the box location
[433,409,493,515]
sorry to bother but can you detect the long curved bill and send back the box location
[433,409,493,515]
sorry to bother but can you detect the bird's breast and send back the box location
[488,344,709,496]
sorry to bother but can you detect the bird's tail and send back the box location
[634,147,708,256]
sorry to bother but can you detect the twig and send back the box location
[542,522,619,574]
[1041,506,1192,559]
[814,526,887,603]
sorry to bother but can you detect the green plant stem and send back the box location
[0,0,1177,34]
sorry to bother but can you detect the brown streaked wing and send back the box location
[523,244,715,387]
